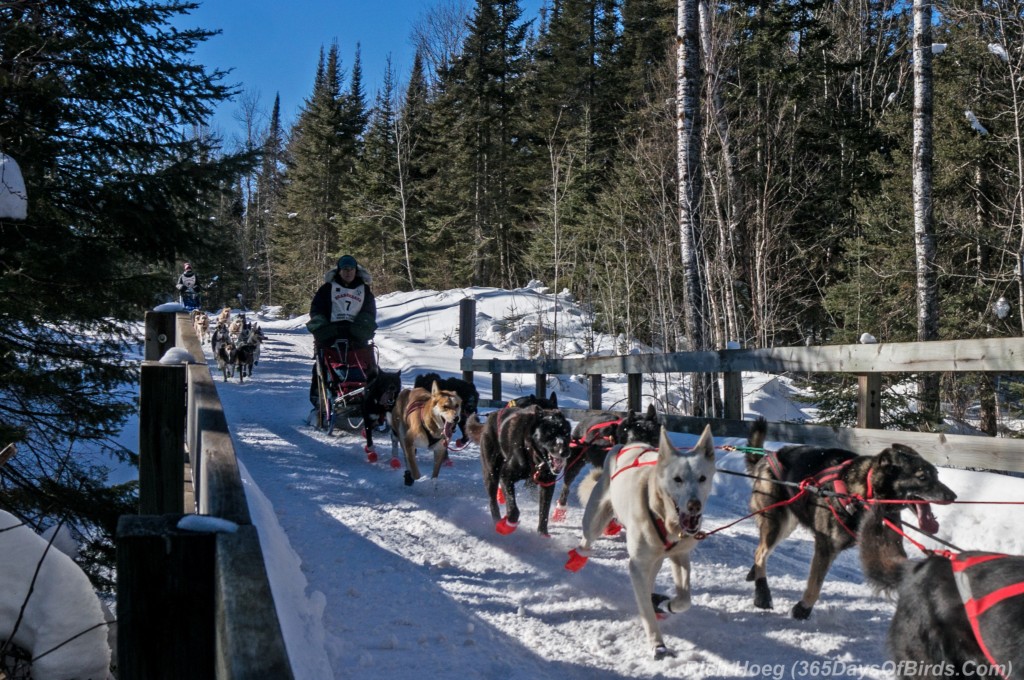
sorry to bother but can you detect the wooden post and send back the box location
[459,298,476,384]
[144,311,179,361]
[627,373,642,413]
[491,372,502,405]
[139,362,185,515]
[858,373,882,429]
[723,371,743,421]
[588,375,602,410]
[117,514,216,680]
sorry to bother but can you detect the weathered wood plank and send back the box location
[214,527,295,680]
[462,337,1024,375]
[661,415,1024,474]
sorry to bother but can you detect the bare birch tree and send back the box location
[677,0,716,416]
[913,0,940,422]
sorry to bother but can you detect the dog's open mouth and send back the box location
[679,511,703,535]
[913,501,939,534]
[548,454,567,474]
[444,420,456,439]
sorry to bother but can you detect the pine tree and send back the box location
[275,44,351,312]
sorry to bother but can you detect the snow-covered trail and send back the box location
[210,315,903,680]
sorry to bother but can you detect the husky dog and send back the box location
[566,426,717,659]
[745,417,957,620]
[192,309,209,344]
[216,306,232,326]
[413,372,479,447]
[552,404,662,522]
[233,342,255,383]
[466,401,572,536]
[362,369,402,462]
[215,339,236,382]
[858,504,1024,679]
[388,382,462,486]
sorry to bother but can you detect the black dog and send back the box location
[552,404,662,522]
[745,417,957,619]
[413,372,479,447]
[362,369,402,462]
[859,505,1023,679]
[233,343,255,383]
[466,397,571,536]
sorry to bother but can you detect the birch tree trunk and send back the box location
[677,0,715,416]
[913,0,940,423]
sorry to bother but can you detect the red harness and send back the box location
[947,551,1024,678]
[610,445,679,550]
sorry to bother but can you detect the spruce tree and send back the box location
[0,0,251,585]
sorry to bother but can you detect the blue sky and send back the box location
[178,1,543,144]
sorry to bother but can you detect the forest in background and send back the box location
[3,0,1024,591]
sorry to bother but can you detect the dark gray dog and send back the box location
[467,397,571,536]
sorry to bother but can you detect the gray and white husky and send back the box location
[565,426,717,659]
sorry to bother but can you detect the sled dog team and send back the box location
[378,382,1019,672]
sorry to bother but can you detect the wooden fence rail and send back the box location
[118,311,294,680]
[456,299,1024,474]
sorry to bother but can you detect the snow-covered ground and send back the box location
[201,286,1024,680]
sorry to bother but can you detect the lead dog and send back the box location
[388,381,462,486]
[859,505,1023,679]
[565,426,717,659]
[466,400,571,536]
[745,417,957,619]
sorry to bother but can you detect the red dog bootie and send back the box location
[565,548,589,572]
[603,519,623,537]
[389,457,402,469]
[551,502,568,523]
[495,517,518,535]
[496,487,506,504]
[365,446,378,463]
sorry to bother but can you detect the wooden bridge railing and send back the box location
[457,299,1024,474]
[117,311,294,680]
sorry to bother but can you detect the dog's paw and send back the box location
[565,548,589,572]
[653,645,676,660]
[551,503,568,523]
[389,457,402,469]
[495,517,518,535]
[603,518,623,536]
[791,602,813,620]
[365,447,378,463]
[404,470,415,486]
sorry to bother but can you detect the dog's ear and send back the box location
[693,425,715,459]
[658,427,678,462]
[646,403,657,420]
[549,391,558,407]
[431,380,440,395]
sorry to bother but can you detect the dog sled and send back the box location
[312,339,379,434]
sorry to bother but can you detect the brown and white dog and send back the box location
[192,309,209,344]
[388,381,462,486]
[216,306,232,326]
